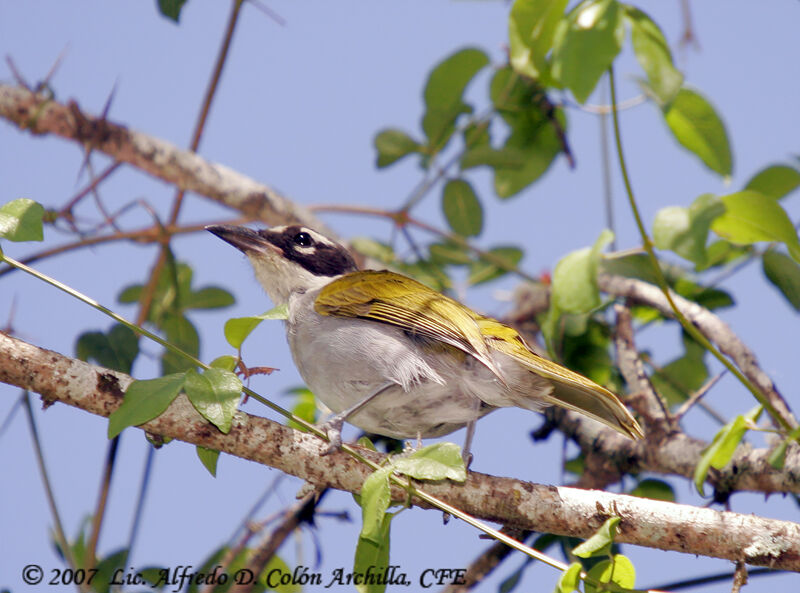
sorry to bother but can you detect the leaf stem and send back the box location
[607,65,793,432]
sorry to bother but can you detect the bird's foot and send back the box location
[319,415,345,455]
[462,451,474,470]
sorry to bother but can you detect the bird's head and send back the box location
[206,224,357,305]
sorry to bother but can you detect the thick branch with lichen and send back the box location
[1,331,799,571]
[0,84,331,235]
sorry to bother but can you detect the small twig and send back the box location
[120,445,155,571]
[0,218,249,280]
[59,161,123,220]
[678,0,700,51]
[226,473,286,543]
[646,567,777,592]
[675,371,727,421]
[2,295,17,333]
[23,392,87,592]
[229,487,326,593]
[311,203,539,283]
[137,0,246,326]
[86,158,123,234]
[40,45,70,89]
[85,436,120,571]
[5,56,31,89]
[75,83,118,185]
[599,79,616,251]
[248,0,287,26]
[440,526,529,593]
[613,303,671,430]
[731,560,748,593]
[0,391,23,441]
[572,93,647,115]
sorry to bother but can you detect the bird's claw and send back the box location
[319,416,345,456]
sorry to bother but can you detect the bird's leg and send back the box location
[462,420,476,470]
[461,397,482,469]
[319,382,395,455]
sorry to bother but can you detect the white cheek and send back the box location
[249,252,331,305]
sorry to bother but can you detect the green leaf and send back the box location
[768,427,800,470]
[391,442,467,482]
[108,373,186,438]
[700,240,753,271]
[508,0,569,81]
[351,237,396,264]
[224,304,288,349]
[629,478,675,502]
[673,278,734,311]
[118,261,207,323]
[554,562,582,593]
[745,164,800,200]
[653,194,725,266]
[585,555,635,593]
[117,285,142,304]
[261,556,302,593]
[359,468,392,544]
[0,198,44,242]
[564,453,585,476]
[157,0,186,22]
[209,355,238,372]
[559,318,615,387]
[422,48,489,151]
[599,253,660,285]
[490,67,565,198]
[354,512,393,593]
[196,446,220,477]
[182,287,235,310]
[92,549,139,593]
[463,120,491,149]
[429,241,473,266]
[397,260,452,292]
[442,179,483,237]
[572,516,620,558]
[161,313,199,374]
[468,246,524,285]
[624,6,682,105]
[551,0,625,104]
[76,324,139,374]
[694,405,762,495]
[711,190,800,262]
[552,229,613,313]
[184,368,242,434]
[357,436,378,452]
[286,386,317,430]
[763,251,800,310]
[663,88,732,177]
[374,129,421,168]
[224,317,264,350]
[460,145,525,171]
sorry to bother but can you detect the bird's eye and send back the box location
[293,232,313,247]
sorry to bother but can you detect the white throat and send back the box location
[248,250,337,305]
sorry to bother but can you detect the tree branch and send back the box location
[2,331,799,571]
[0,84,332,235]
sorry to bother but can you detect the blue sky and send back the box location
[2,1,799,591]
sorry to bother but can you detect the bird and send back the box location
[207,224,644,456]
